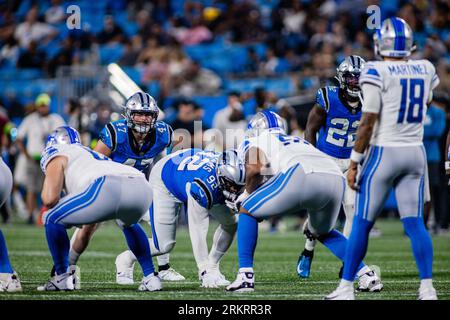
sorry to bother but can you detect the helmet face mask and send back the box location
[124,92,159,134]
[216,150,245,199]
[336,55,365,102]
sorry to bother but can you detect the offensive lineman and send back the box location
[0,158,22,292]
[225,111,381,292]
[297,55,378,280]
[115,148,242,287]
[326,17,440,300]
[38,126,161,291]
[65,92,184,286]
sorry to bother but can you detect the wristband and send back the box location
[350,150,365,164]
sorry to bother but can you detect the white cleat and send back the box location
[69,265,81,290]
[418,287,438,300]
[0,272,23,293]
[225,270,254,293]
[201,269,231,288]
[158,267,185,281]
[324,285,355,300]
[115,251,135,285]
[357,269,383,292]
[37,272,74,291]
[138,273,162,292]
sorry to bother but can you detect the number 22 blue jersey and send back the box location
[316,86,362,159]
[161,149,223,209]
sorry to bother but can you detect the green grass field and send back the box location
[1,218,449,300]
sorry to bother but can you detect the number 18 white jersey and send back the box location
[359,59,440,147]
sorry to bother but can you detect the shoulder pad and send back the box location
[316,87,330,112]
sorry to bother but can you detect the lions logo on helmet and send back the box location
[373,17,415,58]
[123,92,159,134]
[336,55,366,100]
[246,110,287,138]
[45,126,81,148]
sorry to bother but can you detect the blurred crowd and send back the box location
[0,0,449,231]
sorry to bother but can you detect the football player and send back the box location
[225,111,381,292]
[115,148,242,288]
[38,126,161,291]
[326,17,440,300]
[65,92,185,287]
[297,55,382,283]
[0,158,22,292]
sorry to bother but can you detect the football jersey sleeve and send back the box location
[190,179,214,209]
[316,87,330,112]
[361,83,382,114]
[360,62,383,89]
[98,123,117,151]
[40,145,62,173]
[428,61,440,91]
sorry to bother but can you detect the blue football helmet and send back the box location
[45,126,81,148]
[123,92,159,134]
[374,17,415,58]
[246,110,287,138]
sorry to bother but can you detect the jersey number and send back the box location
[177,155,211,171]
[326,118,359,147]
[397,78,425,124]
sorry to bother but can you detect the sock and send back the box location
[158,263,170,271]
[68,249,80,265]
[156,253,170,267]
[420,278,433,290]
[342,216,374,281]
[237,214,258,268]
[304,238,316,251]
[339,279,353,289]
[122,224,155,277]
[45,223,70,275]
[0,230,13,273]
[402,217,433,279]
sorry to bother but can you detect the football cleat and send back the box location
[297,249,314,278]
[324,285,355,300]
[357,269,383,292]
[201,269,231,288]
[225,271,254,293]
[158,267,185,281]
[138,273,162,292]
[115,251,135,285]
[0,272,23,293]
[69,265,81,290]
[418,287,438,300]
[37,272,74,291]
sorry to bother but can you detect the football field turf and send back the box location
[1,218,449,300]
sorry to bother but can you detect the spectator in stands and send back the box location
[170,99,203,150]
[96,15,125,44]
[15,93,65,224]
[174,61,222,96]
[244,87,277,119]
[0,91,25,121]
[118,39,140,67]
[169,17,213,46]
[423,98,448,233]
[45,0,66,25]
[47,37,75,77]
[212,91,247,149]
[14,6,58,49]
[0,36,19,67]
[16,40,46,69]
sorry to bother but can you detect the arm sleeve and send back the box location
[98,123,116,151]
[186,183,211,271]
[315,87,330,112]
[40,145,60,173]
[361,83,382,114]
[190,179,214,209]
[359,63,383,89]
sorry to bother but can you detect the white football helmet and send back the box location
[373,17,415,58]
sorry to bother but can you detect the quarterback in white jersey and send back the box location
[38,126,161,292]
[326,17,439,300]
[226,111,382,293]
